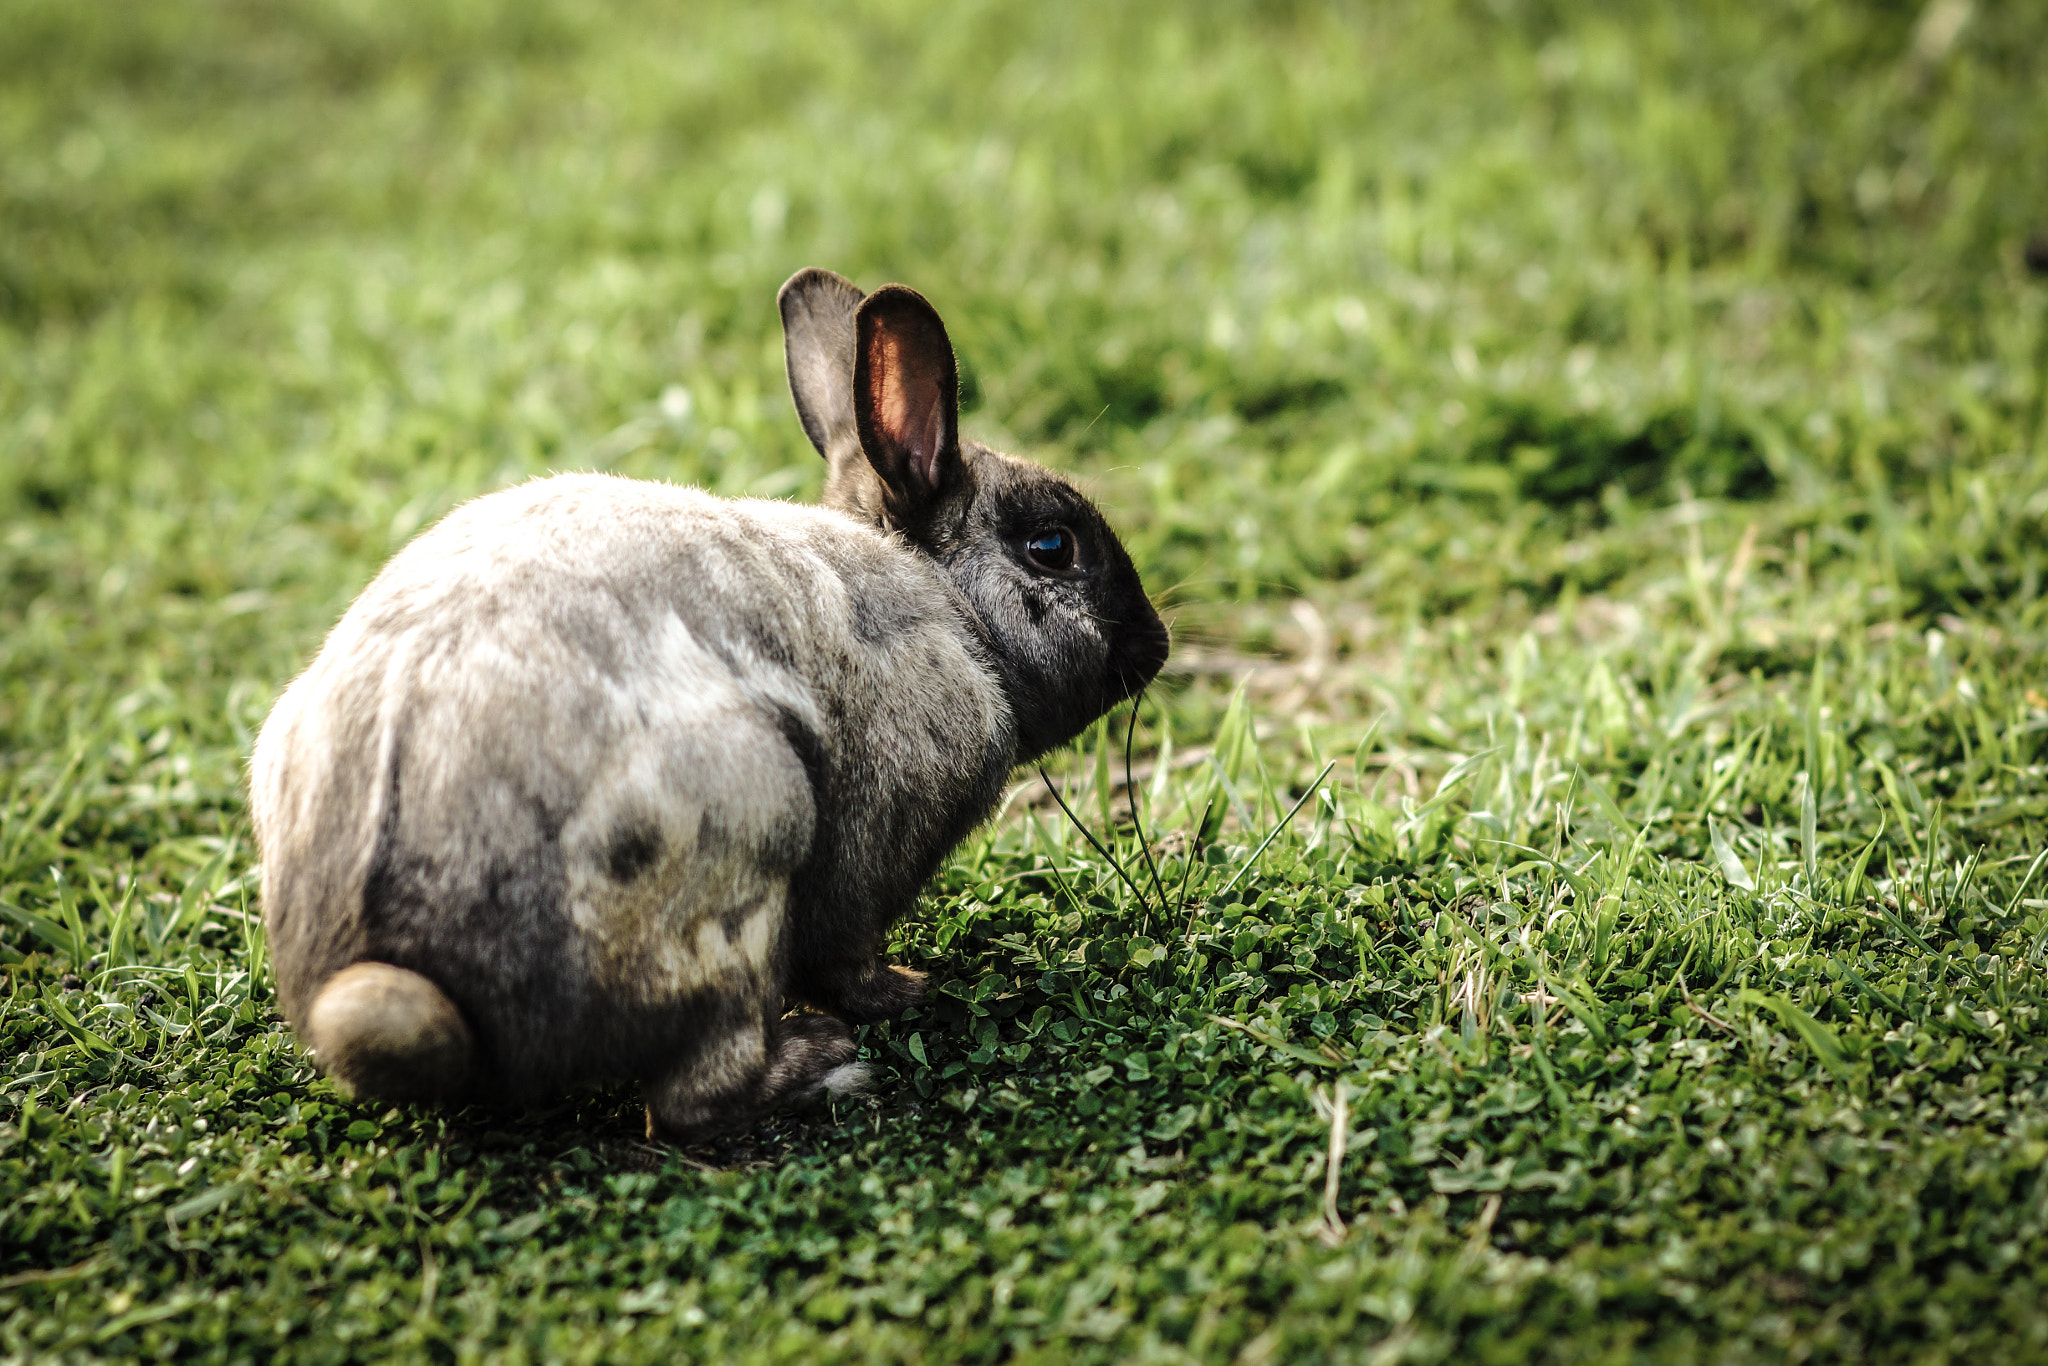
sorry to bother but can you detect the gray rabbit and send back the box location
[249,269,1169,1140]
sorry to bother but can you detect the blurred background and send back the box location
[2,0,2045,744]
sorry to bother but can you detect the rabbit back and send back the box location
[252,472,1015,1100]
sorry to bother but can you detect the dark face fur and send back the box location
[778,269,1169,761]
[929,446,1168,759]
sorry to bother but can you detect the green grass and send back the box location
[5,0,2048,1360]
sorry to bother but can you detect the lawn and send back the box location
[4,0,2048,1360]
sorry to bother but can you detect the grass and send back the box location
[4,0,2048,1359]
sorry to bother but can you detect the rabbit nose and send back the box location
[1119,615,1172,688]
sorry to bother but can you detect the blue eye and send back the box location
[1024,527,1077,572]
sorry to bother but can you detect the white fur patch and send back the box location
[821,1061,873,1098]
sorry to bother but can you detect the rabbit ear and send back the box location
[778,268,866,460]
[854,285,961,525]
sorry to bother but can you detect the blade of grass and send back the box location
[0,899,84,962]
[1739,989,1852,1078]
[1175,794,1220,939]
[1842,814,1886,905]
[1800,772,1819,886]
[1709,817,1755,891]
[1124,695,1170,924]
[1211,760,1337,904]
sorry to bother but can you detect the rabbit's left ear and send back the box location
[778,267,865,462]
[854,285,961,526]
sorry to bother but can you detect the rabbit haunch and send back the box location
[250,269,1169,1140]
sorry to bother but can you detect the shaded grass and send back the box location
[5,0,2048,1360]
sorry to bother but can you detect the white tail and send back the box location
[306,962,476,1104]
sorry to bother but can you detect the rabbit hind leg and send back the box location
[642,1007,863,1144]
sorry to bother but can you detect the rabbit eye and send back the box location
[1023,527,1078,573]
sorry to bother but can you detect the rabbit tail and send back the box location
[305,962,477,1104]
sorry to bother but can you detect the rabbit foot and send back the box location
[805,961,927,1024]
[644,1010,860,1144]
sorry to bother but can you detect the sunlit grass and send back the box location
[4,0,2048,1360]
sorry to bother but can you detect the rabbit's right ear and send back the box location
[854,285,961,529]
[778,267,866,461]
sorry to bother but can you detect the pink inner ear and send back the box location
[873,331,943,488]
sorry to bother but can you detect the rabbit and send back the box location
[248,268,1170,1141]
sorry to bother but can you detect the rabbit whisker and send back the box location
[1037,764,1156,922]
[1124,692,1171,931]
